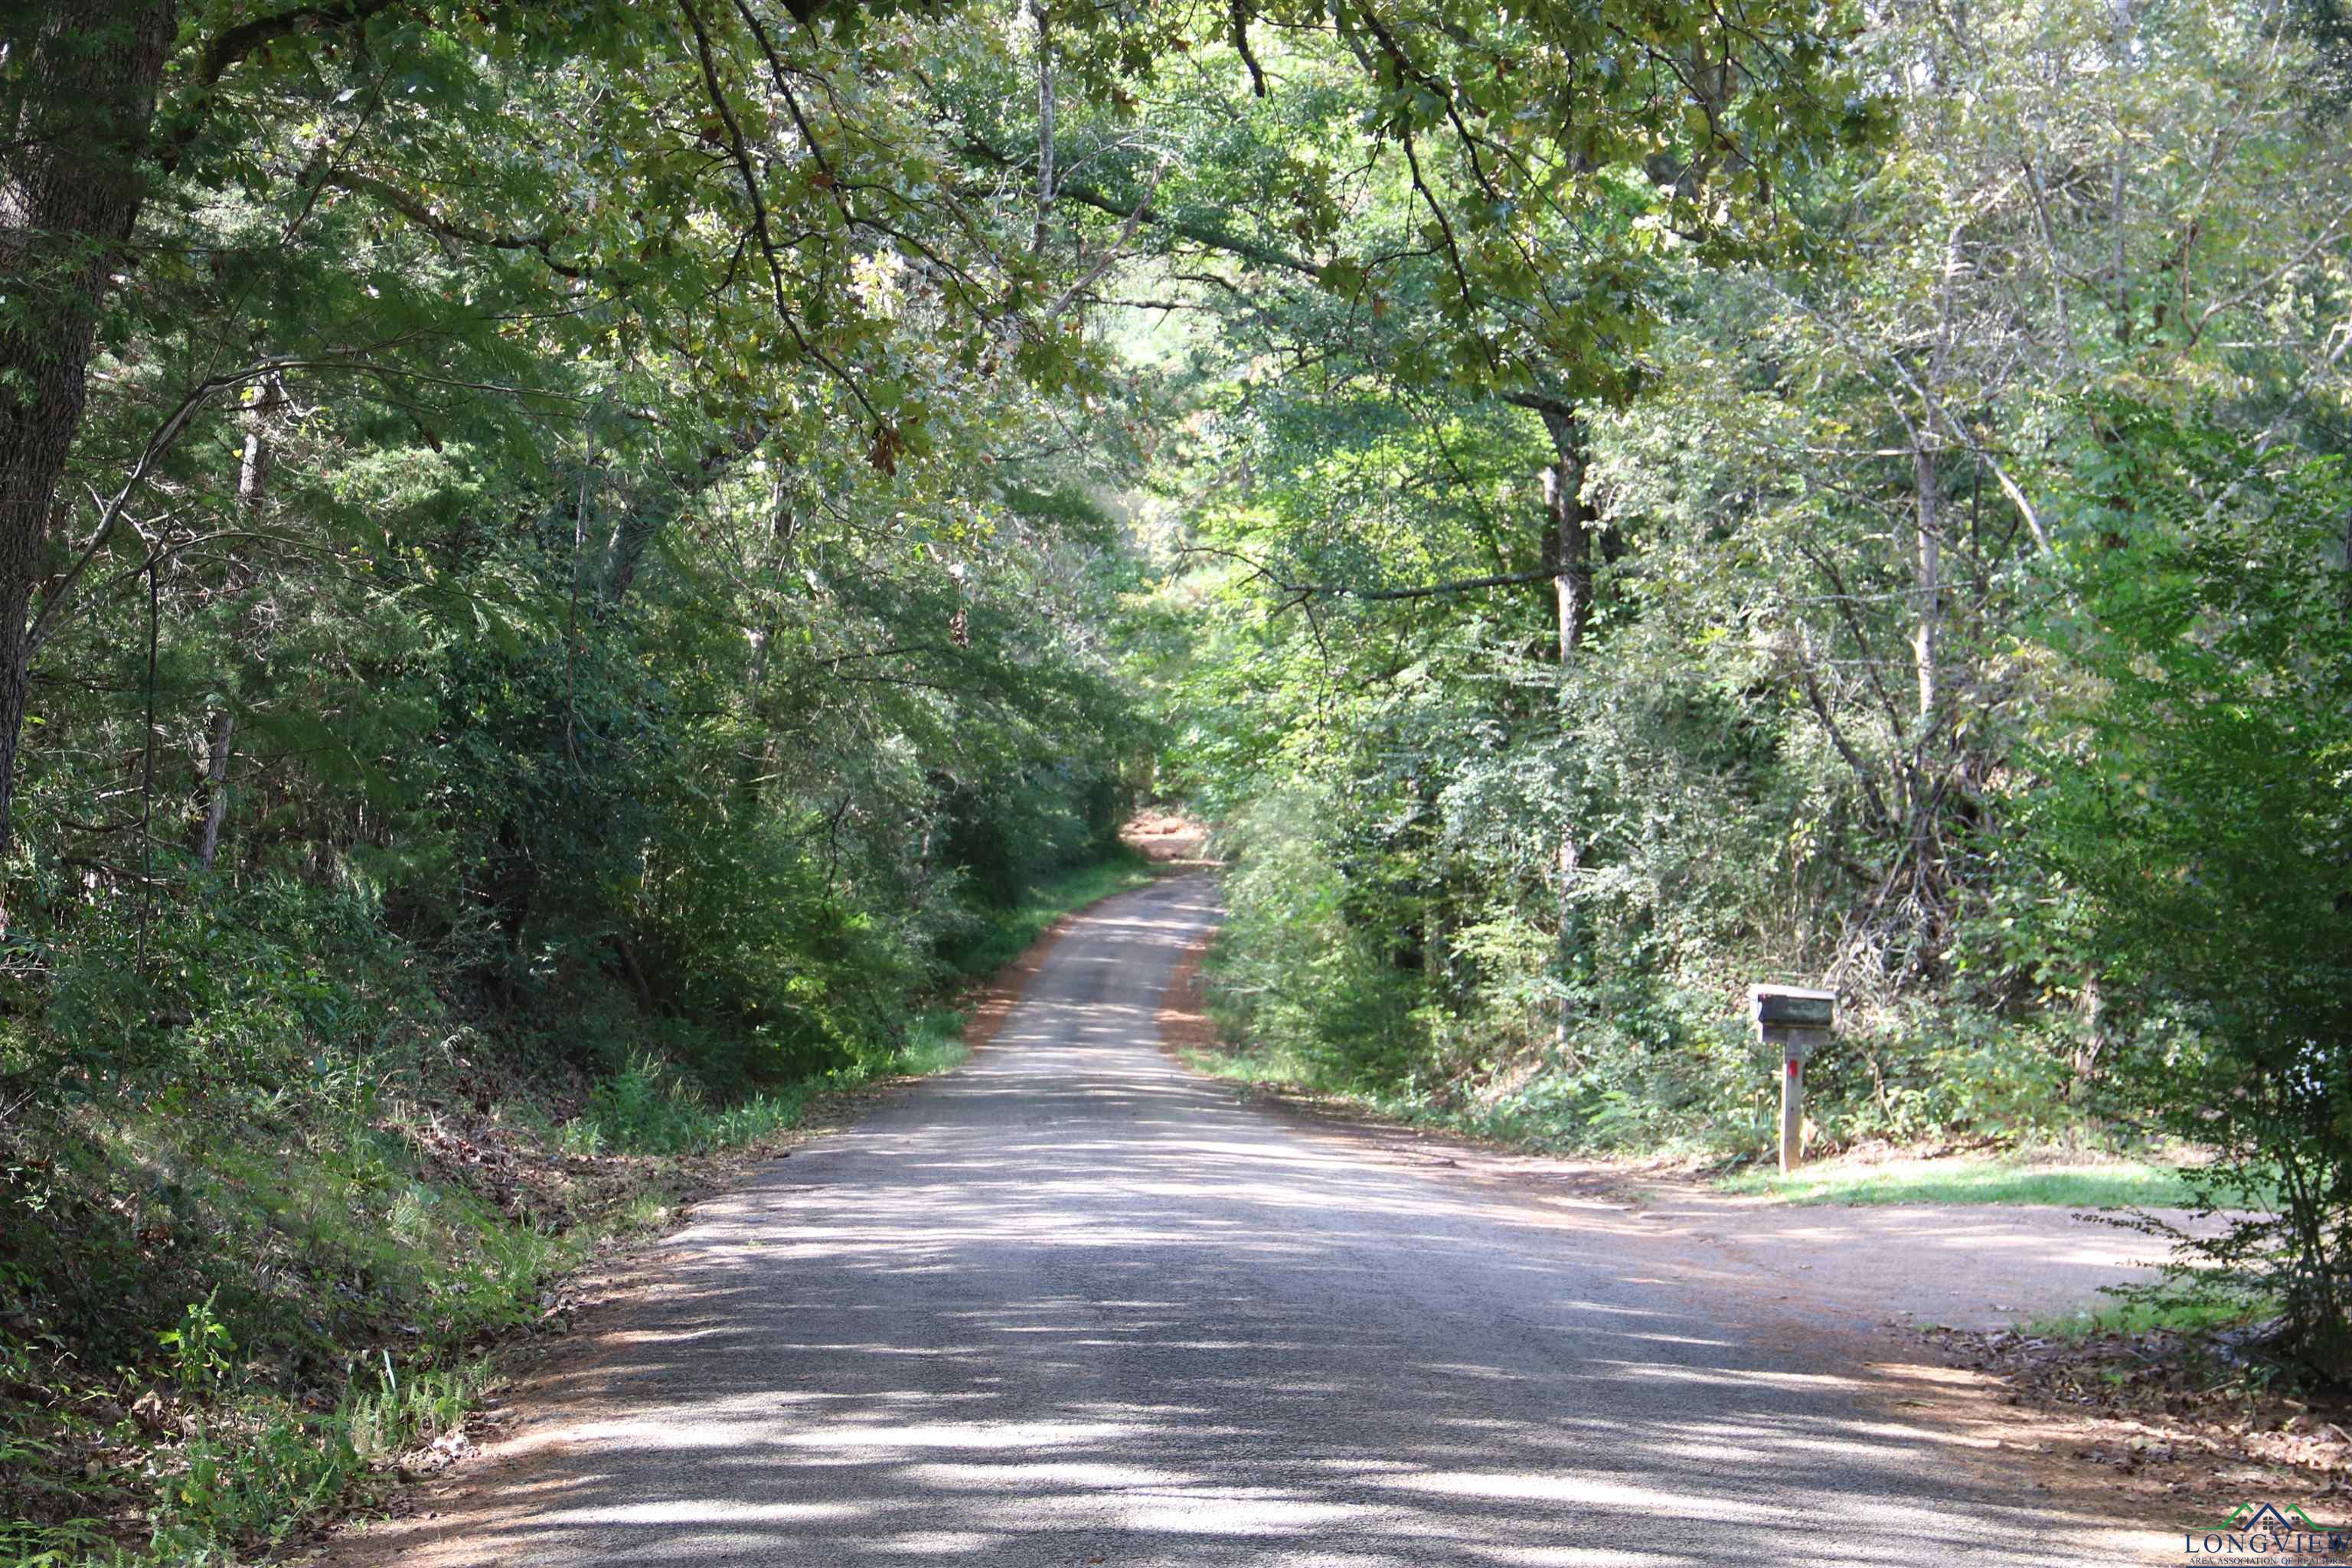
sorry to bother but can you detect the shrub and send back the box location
[2028,406,2352,1378]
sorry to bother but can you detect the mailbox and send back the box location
[1751,987,1836,1031]
[1750,985,1836,1174]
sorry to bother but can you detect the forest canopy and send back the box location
[3,0,2350,1554]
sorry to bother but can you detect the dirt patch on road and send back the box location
[1122,808,1215,866]
[957,909,1086,1053]
[1155,928,1217,1057]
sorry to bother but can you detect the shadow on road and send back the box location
[347,879,2157,1568]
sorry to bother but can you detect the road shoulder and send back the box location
[1152,928,2207,1564]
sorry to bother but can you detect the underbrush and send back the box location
[1202,965,2118,1163]
[573,1010,967,1155]
[1200,786,2144,1166]
[1197,832,2126,1165]
[1191,979,2203,1204]
[936,851,1158,978]
[0,1037,743,1568]
[0,848,1116,1564]
[2,1082,593,1566]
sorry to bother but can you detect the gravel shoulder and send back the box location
[1195,1091,2198,1336]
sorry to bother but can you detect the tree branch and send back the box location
[1040,157,1171,323]
[1183,544,1554,602]
[675,0,882,430]
[1230,0,1267,95]
[322,168,587,277]
[1769,278,2052,554]
[960,136,1321,278]
[161,0,403,174]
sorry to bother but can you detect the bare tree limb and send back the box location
[1040,157,1171,322]
[1769,277,2053,554]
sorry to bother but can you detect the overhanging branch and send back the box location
[322,169,587,278]
[960,136,1321,279]
[1183,544,1555,603]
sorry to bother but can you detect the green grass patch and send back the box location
[567,1008,972,1155]
[1718,1155,2211,1207]
[890,1008,971,1077]
[938,850,1158,979]
[573,1055,814,1156]
[1185,1041,1327,1093]
[2027,1286,2276,1341]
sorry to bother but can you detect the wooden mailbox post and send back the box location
[1750,985,1836,1175]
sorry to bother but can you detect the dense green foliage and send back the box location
[0,1,1168,1555]
[4,0,1873,1547]
[2029,412,2352,1374]
[1129,0,2352,1375]
[5,0,2350,1550]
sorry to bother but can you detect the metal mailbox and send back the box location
[1750,985,1837,1174]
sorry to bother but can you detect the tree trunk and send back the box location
[0,0,178,856]
[194,709,234,871]
[1541,408,1591,1050]
[1540,411,1592,659]
[734,473,801,807]
[2069,971,2109,1102]
[1029,0,1056,256]
[191,373,275,868]
[1910,440,1943,737]
[2105,0,2137,346]
[1898,436,1949,952]
[236,374,282,514]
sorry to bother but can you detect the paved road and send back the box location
[369,875,2148,1566]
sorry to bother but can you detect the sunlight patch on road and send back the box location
[1592,1361,1864,1391]
[549,1500,861,1526]
[898,1460,1189,1489]
[775,1419,1140,1450]
[1372,1470,1775,1522]
[1118,1491,1371,1534]
[570,1417,779,1451]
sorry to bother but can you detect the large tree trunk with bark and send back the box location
[0,0,178,856]
[1540,410,1592,661]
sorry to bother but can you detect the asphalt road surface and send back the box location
[368,874,2146,1566]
